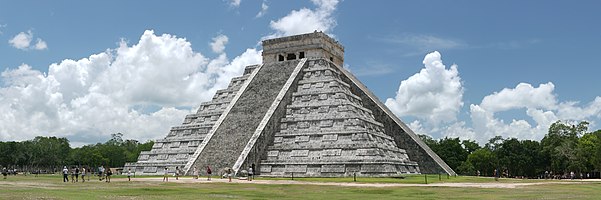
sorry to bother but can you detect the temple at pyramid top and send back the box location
[126,32,455,177]
[262,31,344,66]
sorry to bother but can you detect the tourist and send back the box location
[248,166,253,181]
[75,167,80,182]
[163,167,169,182]
[62,166,69,182]
[127,168,132,181]
[206,166,212,181]
[81,168,86,183]
[227,168,232,182]
[106,167,112,183]
[71,167,76,183]
[570,171,575,180]
[2,167,7,179]
[493,169,498,181]
[98,166,104,181]
[175,166,180,180]
[193,167,199,179]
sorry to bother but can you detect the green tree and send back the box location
[541,121,588,173]
[577,130,601,172]
[434,137,469,172]
[466,148,496,176]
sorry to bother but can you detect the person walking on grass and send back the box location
[75,167,79,182]
[207,165,212,181]
[175,166,180,180]
[2,167,8,179]
[127,168,132,181]
[163,167,169,182]
[71,167,76,183]
[206,166,212,181]
[248,166,253,181]
[105,168,112,183]
[81,168,86,183]
[62,166,69,182]
[193,167,199,179]
[98,166,104,181]
[227,168,232,182]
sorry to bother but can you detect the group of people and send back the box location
[62,166,114,183]
[162,165,256,182]
[164,166,213,182]
[62,166,86,182]
[544,170,590,180]
[57,164,253,183]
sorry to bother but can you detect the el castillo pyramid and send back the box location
[125,32,455,177]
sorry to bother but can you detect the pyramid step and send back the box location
[185,59,305,175]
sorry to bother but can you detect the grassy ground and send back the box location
[259,174,544,184]
[1,174,599,199]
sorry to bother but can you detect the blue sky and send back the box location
[1,0,600,146]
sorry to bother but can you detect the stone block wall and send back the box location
[124,65,257,175]
[187,60,300,175]
[339,66,454,175]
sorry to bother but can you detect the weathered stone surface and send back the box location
[127,32,455,177]
[123,65,258,175]
[185,60,300,174]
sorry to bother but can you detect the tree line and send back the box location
[421,120,601,178]
[0,133,153,173]
[1,120,599,177]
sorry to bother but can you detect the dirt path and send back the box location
[115,177,600,189]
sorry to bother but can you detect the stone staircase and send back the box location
[124,65,258,175]
[184,60,302,175]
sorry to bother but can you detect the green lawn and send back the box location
[259,174,544,184]
[1,174,599,199]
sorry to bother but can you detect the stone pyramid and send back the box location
[126,32,455,177]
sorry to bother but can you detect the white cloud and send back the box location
[8,31,33,50]
[385,34,465,52]
[8,30,47,50]
[480,82,557,112]
[266,0,339,38]
[0,30,262,145]
[384,52,601,144]
[34,38,48,50]
[255,1,269,18]
[210,34,229,54]
[464,83,601,144]
[385,51,464,126]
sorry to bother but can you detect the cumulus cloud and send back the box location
[8,31,33,50]
[34,38,48,50]
[480,82,557,112]
[255,1,269,18]
[384,51,600,144]
[8,30,47,50]
[210,34,229,54]
[385,51,464,126]
[266,0,339,38]
[465,83,601,143]
[0,30,262,145]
